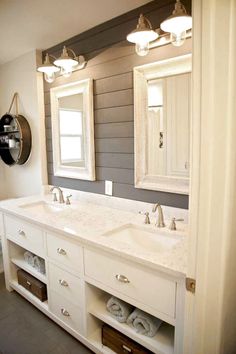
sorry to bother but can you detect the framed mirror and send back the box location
[50,79,95,180]
[134,54,191,194]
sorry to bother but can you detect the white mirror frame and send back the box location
[134,54,192,195]
[50,79,95,181]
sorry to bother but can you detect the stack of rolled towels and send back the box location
[106,296,162,337]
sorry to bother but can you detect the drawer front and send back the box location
[84,249,176,318]
[4,214,44,252]
[50,290,83,334]
[48,262,83,305]
[47,233,83,273]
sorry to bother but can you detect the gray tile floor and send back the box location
[0,273,93,354]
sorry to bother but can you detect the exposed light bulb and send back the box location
[135,41,149,56]
[61,66,73,78]
[170,30,186,46]
[44,72,55,83]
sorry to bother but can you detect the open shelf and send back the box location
[11,257,47,284]
[8,241,47,284]
[9,280,48,311]
[88,295,174,354]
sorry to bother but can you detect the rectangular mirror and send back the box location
[134,54,191,194]
[50,79,95,180]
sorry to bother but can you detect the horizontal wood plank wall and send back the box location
[44,0,191,209]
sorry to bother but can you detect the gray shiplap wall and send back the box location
[44,0,191,209]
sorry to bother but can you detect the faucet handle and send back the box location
[139,211,150,224]
[169,217,184,230]
[65,194,72,205]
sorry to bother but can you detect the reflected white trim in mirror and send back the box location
[134,54,191,194]
[50,79,95,180]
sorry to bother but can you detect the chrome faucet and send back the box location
[50,186,65,204]
[152,203,165,228]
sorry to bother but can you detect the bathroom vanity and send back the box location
[0,191,188,354]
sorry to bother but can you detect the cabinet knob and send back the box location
[57,248,66,255]
[59,279,68,287]
[61,308,70,317]
[115,274,130,283]
[18,229,25,236]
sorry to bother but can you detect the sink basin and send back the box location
[102,224,181,253]
[20,201,67,214]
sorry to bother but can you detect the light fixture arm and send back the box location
[66,48,77,59]
[47,53,57,61]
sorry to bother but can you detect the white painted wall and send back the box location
[0,50,47,199]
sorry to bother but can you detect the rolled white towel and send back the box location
[106,296,134,323]
[127,308,162,337]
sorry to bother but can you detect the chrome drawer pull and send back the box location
[59,279,68,287]
[26,280,31,286]
[18,229,25,236]
[61,308,70,317]
[122,344,132,353]
[115,274,130,283]
[57,248,66,255]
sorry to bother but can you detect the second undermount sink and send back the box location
[102,224,181,253]
[20,201,67,214]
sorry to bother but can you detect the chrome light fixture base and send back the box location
[37,47,87,83]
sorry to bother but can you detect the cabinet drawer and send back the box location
[47,233,83,273]
[84,249,176,319]
[4,214,44,252]
[48,262,83,305]
[50,290,83,334]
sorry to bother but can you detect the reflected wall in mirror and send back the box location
[50,79,95,180]
[134,54,191,194]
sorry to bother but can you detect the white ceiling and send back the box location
[0,0,151,65]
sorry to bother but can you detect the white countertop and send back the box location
[0,193,188,278]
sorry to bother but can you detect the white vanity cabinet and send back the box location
[0,211,185,354]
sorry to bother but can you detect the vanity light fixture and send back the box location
[53,46,86,78]
[37,46,86,83]
[160,0,192,47]
[37,53,60,83]
[126,14,158,56]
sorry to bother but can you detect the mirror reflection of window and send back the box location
[58,93,85,168]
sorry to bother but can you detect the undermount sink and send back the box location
[20,201,67,214]
[102,224,181,253]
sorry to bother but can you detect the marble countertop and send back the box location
[0,194,188,278]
